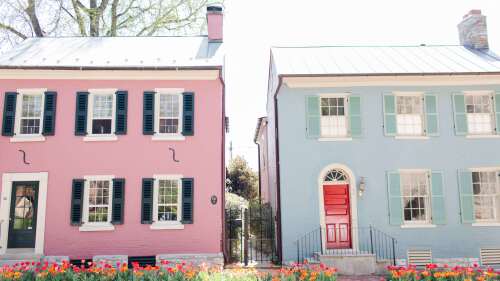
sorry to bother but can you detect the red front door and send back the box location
[323,184,351,249]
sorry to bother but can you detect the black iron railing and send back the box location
[294,225,397,265]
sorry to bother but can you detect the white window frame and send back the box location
[318,93,351,141]
[151,174,184,230]
[394,92,426,138]
[83,89,117,142]
[399,169,434,227]
[152,88,185,141]
[11,88,47,143]
[464,91,496,137]
[79,175,115,232]
[469,167,500,226]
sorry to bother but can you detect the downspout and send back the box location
[219,68,227,262]
[254,139,262,202]
[273,76,284,264]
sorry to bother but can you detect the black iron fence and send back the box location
[294,225,397,265]
[225,204,278,265]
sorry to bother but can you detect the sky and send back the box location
[222,0,500,169]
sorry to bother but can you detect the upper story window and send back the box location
[396,95,424,136]
[88,90,116,136]
[472,171,500,222]
[465,93,494,135]
[320,97,347,137]
[453,91,499,137]
[18,93,44,135]
[400,171,431,224]
[158,93,182,134]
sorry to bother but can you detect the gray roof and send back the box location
[271,45,500,76]
[0,36,223,69]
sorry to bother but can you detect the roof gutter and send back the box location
[279,71,500,78]
[0,65,223,71]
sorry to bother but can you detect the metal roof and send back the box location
[0,36,223,69]
[271,45,500,76]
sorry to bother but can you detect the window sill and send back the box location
[318,137,352,142]
[10,135,46,142]
[401,224,436,229]
[150,222,184,230]
[394,136,430,140]
[79,223,115,232]
[466,134,500,139]
[472,222,500,227]
[83,135,118,142]
[152,134,185,141]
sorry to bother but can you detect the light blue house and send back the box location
[257,10,500,272]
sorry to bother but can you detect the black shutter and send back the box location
[2,92,18,136]
[143,92,155,135]
[42,91,57,136]
[71,179,85,225]
[115,91,128,135]
[75,92,88,135]
[181,178,194,224]
[111,178,125,224]
[141,178,154,224]
[182,92,194,136]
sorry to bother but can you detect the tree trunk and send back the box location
[89,0,99,36]
[25,0,44,37]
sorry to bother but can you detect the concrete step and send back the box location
[317,253,377,275]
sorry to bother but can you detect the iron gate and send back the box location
[225,204,278,265]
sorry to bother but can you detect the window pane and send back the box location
[157,179,179,222]
[160,94,180,118]
[92,95,113,118]
[401,172,430,223]
[21,95,42,118]
[472,170,499,221]
[88,180,110,223]
[159,119,179,134]
[20,119,41,134]
[320,97,347,137]
[92,119,112,134]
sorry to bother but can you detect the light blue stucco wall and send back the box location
[277,84,500,262]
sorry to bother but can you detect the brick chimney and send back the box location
[207,5,223,43]
[458,10,489,50]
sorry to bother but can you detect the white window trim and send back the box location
[151,174,184,230]
[83,89,118,142]
[152,88,185,141]
[393,92,426,138]
[79,175,115,232]
[463,91,496,137]
[0,172,48,255]
[399,169,434,226]
[11,88,47,143]
[318,93,351,139]
[469,167,500,224]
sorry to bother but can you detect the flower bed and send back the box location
[0,261,337,281]
[387,264,500,281]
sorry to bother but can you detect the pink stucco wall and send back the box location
[0,78,224,258]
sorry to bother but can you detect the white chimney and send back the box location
[207,5,223,43]
[458,10,489,50]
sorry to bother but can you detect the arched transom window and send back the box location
[323,169,348,183]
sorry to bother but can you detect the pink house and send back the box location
[0,6,225,265]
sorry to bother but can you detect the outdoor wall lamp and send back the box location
[358,177,366,197]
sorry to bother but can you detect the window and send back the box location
[396,95,424,136]
[90,94,114,135]
[465,94,494,135]
[400,172,431,224]
[152,175,183,229]
[472,171,500,222]
[159,94,180,134]
[13,90,45,138]
[80,176,114,231]
[320,97,347,137]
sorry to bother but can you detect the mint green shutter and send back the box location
[458,170,475,223]
[348,95,362,138]
[424,94,439,136]
[383,94,397,136]
[495,92,500,135]
[453,94,468,135]
[387,171,403,225]
[430,171,446,225]
[306,96,320,138]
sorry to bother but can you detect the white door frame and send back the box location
[0,172,48,254]
[317,164,359,253]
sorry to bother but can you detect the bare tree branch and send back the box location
[0,22,27,39]
[25,0,44,36]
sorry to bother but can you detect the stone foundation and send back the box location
[156,253,224,267]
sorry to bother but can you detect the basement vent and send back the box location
[128,256,156,267]
[70,259,93,268]
[481,248,500,267]
[407,249,432,267]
